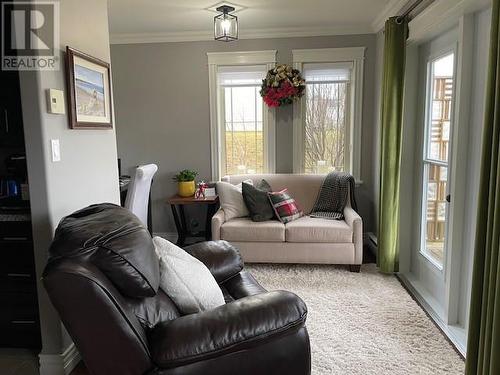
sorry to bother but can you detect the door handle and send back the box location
[446,194,451,203]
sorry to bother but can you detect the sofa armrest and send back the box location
[184,240,244,284]
[211,208,225,240]
[149,291,307,369]
[344,206,363,265]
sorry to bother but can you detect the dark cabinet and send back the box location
[0,69,25,147]
[0,218,41,349]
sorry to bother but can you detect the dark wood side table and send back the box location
[167,195,219,247]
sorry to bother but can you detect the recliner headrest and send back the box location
[48,203,160,298]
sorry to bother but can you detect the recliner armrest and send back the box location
[149,291,307,369]
[184,240,243,283]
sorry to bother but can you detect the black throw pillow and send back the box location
[242,179,275,222]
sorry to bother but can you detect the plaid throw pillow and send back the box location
[268,189,303,223]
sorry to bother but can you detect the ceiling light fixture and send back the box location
[214,5,238,42]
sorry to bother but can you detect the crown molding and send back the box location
[407,0,491,43]
[109,24,374,45]
[108,0,491,44]
[371,0,410,33]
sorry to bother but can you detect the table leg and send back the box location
[147,191,153,235]
[179,205,188,240]
[170,204,185,247]
[205,203,216,241]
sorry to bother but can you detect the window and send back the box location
[207,51,277,180]
[303,63,350,173]
[292,48,365,180]
[420,52,455,269]
[219,66,265,175]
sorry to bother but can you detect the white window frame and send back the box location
[292,47,365,182]
[419,47,457,272]
[207,50,277,181]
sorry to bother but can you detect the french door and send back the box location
[403,16,480,353]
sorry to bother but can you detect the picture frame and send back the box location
[65,46,113,129]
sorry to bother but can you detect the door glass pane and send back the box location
[427,54,454,162]
[420,52,455,270]
[423,164,448,265]
[223,86,264,175]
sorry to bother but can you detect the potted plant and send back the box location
[173,169,198,197]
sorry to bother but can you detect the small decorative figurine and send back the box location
[195,181,207,198]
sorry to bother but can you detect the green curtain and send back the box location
[378,17,408,273]
[466,1,500,374]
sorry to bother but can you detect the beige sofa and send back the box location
[211,174,363,270]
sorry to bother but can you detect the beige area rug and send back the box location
[246,263,464,375]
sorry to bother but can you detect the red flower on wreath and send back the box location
[263,82,298,107]
[260,64,306,108]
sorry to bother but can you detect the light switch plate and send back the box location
[46,89,65,114]
[51,139,61,162]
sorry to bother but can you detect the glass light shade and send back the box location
[214,9,238,41]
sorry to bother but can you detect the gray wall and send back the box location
[111,34,378,234]
[19,0,119,371]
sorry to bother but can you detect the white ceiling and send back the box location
[108,0,408,44]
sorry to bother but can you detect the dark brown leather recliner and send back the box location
[43,204,311,375]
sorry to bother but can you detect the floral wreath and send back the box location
[260,64,306,107]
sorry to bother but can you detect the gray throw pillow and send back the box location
[242,179,275,222]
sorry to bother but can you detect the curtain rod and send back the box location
[396,0,427,23]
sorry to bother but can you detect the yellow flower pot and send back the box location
[178,181,196,197]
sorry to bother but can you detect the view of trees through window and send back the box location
[223,86,264,176]
[304,81,348,173]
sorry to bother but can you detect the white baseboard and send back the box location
[398,273,467,357]
[63,343,81,374]
[39,343,81,375]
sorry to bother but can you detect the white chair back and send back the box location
[125,164,158,228]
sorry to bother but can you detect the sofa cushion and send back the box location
[242,180,275,222]
[221,218,285,242]
[216,180,253,221]
[285,216,353,243]
[223,174,326,214]
[268,189,303,224]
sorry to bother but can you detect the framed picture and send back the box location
[66,46,113,129]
